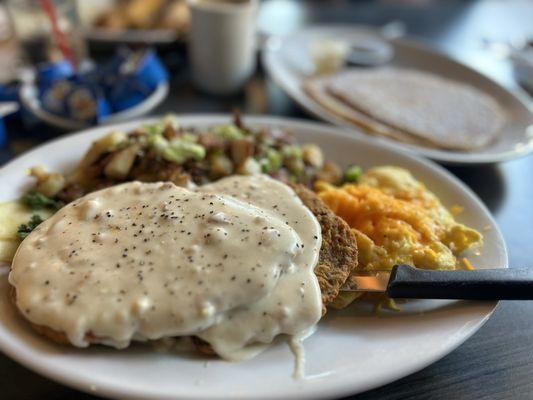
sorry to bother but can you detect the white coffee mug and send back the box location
[188,0,258,95]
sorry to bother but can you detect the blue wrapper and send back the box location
[41,77,111,124]
[41,80,72,115]
[0,82,21,119]
[37,60,75,93]
[65,85,112,124]
[108,78,152,112]
[0,83,19,102]
[106,49,168,112]
[95,47,132,92]
[0,118,6,147]
[0,102,18,147]
[133,49,169,90]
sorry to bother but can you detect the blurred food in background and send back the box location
[262,25,533,164]
[95,0,189,33]
[50,113,345,198]
[19,48,169,130]
[304,67,505,151]
[77,0,190,44]
[6,0,87,66]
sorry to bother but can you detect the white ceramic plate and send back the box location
[262,25,533,165]
[0,115,507,399]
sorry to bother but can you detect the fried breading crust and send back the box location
[290,184,358,311]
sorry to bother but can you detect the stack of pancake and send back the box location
[304,68,505,151]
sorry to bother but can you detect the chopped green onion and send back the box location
[17,215,44,240]
[148,133,169,152]
[148,131,206,164]
[162,140,206,164]
[344,165,363,182]
[259,158,271,173]
[181,133,199,143]
[281,145,303,160]
[143,115,179,136]
[266,148,282,172]
[212,125,245,140]
[21,191,59,210]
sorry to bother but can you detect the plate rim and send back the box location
[261,24,533,165]
[0,114,508,399]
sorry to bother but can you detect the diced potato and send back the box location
[36,173,65,197]
[236,157,261,175]
[230,138,254,166]
[163,124,177,140]
[198,133,225,150]
[171,173,192,188]
[284,157,305,175]
[79,131,127,169]
[302,144,324,168]
[209,153,233,179]
[28,166,66,197]
[316,161,343,185]
[28,165,48,181]
[104,144,140,180]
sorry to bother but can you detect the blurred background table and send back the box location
[1,0,532,399]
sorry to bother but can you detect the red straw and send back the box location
[39,0,76,68]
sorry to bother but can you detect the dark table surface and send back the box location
[1,0,533,399]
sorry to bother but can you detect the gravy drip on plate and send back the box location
[9,176,322,360]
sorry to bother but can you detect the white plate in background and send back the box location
[262,25,533,165]
[0,115,507,399]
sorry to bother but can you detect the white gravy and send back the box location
[9,175,322,361]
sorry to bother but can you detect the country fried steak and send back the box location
[290,184,358,310]
[10,184,358,353]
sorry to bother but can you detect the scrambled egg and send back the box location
[0,201,52,262]
[317,166,483,272]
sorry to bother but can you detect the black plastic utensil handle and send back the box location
[387,265,533,300]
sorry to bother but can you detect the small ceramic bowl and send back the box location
[19,81,169,131]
